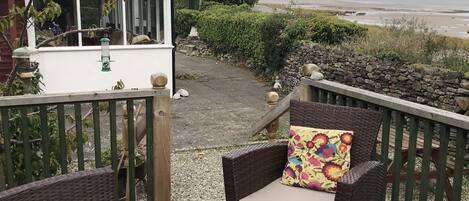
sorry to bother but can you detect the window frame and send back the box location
[26,0,173,50]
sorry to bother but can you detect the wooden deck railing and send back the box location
[0,73,171,201]
[252,70,469,201]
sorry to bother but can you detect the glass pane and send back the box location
[34,0,79,47]
[80,0,124,46]
[126,0,164,45]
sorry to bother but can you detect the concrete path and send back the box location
[172,53,271,149]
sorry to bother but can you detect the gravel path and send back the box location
[171,146,239,201]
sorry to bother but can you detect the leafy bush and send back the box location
[175,0,201,9]
[208,0,258,6]
[198,5,290,73]
[282,18,311,46]
[175,9,199,37]
[175,0,189,9]
[200,1,223,10]
[308,16,367,44]
[197,5,367,73]
[0,72,84,184]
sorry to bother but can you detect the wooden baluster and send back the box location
[265,92,279,142]
[122,103,137,201]
[75,103,85,171]
[108,100,119,198]
[1,109,14,188]
[122,105,130,201]
[39,105,51,178]
[145,97,155,201]
[57,104,67,174]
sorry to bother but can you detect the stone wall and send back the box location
[176,37,469,114]
[280,44,469,113]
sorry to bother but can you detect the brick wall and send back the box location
[0,0,24,83]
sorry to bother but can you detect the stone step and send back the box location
[184,44,196,51]
[177,49,188,54]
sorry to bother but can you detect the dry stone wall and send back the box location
[279,44,469,114]
[176,37,469,114]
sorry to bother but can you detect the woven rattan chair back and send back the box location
[290,100,383,168]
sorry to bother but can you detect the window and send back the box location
[34,0,165,47]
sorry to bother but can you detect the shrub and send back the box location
[175,0,201,9]
[0,72,83,184]
[175,0,189,9]
[282,18,311,45]
[208,0,258,6]
[175,9,199,37]
[200,1,223,10]
[197,5,367,73]
[281,15,367,45]
[198,5,290,73]
[306,16,367,44]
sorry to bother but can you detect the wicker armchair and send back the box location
[222,100,387,201]
[0,167,116,201]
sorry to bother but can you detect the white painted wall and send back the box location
[33,45,173,94]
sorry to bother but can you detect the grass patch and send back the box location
[347,18,469,72]
[260,3,345,17]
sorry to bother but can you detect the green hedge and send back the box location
[284,16,367,44]
[175,0,201,9]
[308,16,367,44]
[197,5,367,73]
[198,5,290,73]
[208,0,258,6]
[175,9,200,37]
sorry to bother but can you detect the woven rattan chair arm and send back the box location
[335,161,386,201]
[222,143,287,201]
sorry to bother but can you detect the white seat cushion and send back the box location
[240,178,335,201]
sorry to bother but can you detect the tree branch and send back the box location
[36,27,112,48]
[18,0,35,47]
[2,0,34,95]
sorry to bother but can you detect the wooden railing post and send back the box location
[151,73,171,201]
[301,64,315,102]
[265,92,279,142]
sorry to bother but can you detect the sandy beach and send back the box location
[258,0,469,38]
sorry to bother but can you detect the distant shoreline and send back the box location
[258,0,469,38]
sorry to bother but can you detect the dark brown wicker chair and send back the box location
[222,100,386,201]
[0,167,116,201]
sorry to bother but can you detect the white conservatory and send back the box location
[26,0,174,94]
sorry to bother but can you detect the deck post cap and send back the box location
[266,92,279,104]
[151,73,168,89]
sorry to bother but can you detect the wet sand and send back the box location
[258,0,469,38]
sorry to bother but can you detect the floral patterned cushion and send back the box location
[281,126,354,193]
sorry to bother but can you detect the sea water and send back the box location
[289,0,469,13]
[339,0,469,13]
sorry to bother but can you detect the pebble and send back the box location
[310,71,324,80]
[173,93,181,100]
[177,89,190,97]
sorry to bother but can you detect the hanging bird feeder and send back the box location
[100,37,112,72]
